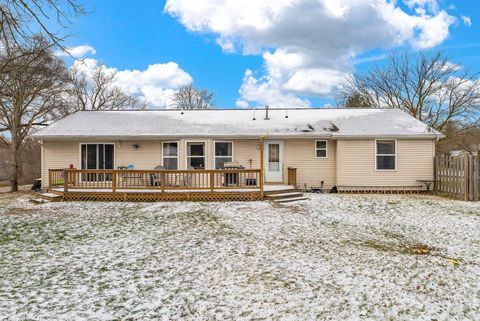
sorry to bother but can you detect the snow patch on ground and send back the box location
[0,194,479,320]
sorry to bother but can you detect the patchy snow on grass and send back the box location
[0,194,479,320]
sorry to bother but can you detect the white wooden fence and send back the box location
[435,155,480,201]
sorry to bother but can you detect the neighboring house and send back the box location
[32,107,443,191]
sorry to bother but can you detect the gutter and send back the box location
[31,133,440,140]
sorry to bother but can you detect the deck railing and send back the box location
[48,168,263,193]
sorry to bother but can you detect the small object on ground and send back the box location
[447,259,460,266]
[410,244,433,255]
[31,178,42,192]
[310,187,323,193]
[329,186,338,193]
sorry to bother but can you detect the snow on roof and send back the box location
[32,108,442,139]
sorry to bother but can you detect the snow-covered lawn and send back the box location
[0,193,479,320]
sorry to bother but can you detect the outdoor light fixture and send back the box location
[133,144,141,149]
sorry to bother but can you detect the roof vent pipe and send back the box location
[285,110,289,119]
[264,105,270,120]
[252,108,256,120]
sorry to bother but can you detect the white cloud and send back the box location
[403,0,439,13]
[165,0,458,106]
[72,59,192,108]
[461,15,472,26]
[57,45,96,58]
[236,69,311,108]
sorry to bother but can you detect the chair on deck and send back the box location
[150,165,164,187]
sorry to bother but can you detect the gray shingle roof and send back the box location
[32,108,443,139]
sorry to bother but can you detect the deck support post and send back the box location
[112,171,117,193]
[210,172,215,192]
[161,172,165,192]
[260,136,265,199]
[63,169,68,192]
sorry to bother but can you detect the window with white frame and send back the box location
[214,142,233,169]
[376,140,396,170]
[186,142,205,169]
[162,142,178,170]
[315,140,328,158]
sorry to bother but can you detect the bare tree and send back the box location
[0,0,85,50]
[336,52,480,131]
[341,92,372,108]
[68,64,143,111]
[0,36,69,192]
[172,84,214,110]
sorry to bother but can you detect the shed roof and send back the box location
[32,108,442,140]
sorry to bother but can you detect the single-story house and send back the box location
[32,107,442,195]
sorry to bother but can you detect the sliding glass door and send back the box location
[81,144,114,181]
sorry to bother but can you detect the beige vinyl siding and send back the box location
[231,140,261,169]
[116,141,161,169]
[336,139,435,187]
[283,139,336,189]
[42,140,80,187]
[41,137,435,190]
[42,140,163,186]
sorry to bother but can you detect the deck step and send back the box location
[274,196,310,203]
[264,188,299,195]
[40,193,63,202]
[265,192,304,200]
[29,198,49,204]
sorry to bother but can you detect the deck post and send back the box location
[260,137,265,199]
[210,171,215,192]
[112,171,117,193]
[160,172,165,192]
[63,169,68,192]
[48,170,52,188]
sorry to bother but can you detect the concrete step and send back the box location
[40,193,63,202]
[274,196,310,203]
[265,192,304,200]
[264,188,300,195]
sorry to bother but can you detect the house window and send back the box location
[80,143,114,181]
[214,142,233,169]
[315,140,328,158]
[163,142,178,170]
[80,144,114,170]
[376,140,396,170]
[186,142,205,169]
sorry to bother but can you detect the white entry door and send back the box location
[264,140,284,183]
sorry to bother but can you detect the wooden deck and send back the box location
[47,168,294,202]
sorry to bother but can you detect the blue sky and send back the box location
[56,0,479,108]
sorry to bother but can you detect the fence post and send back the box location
[433,156,437,193]
[463,156,469,201]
